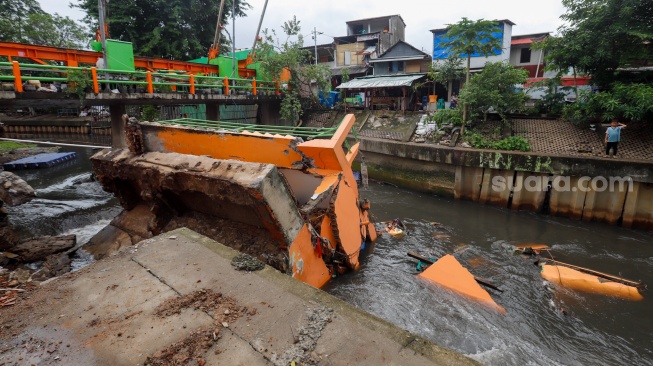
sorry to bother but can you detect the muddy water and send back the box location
[5,144,652,365]
[325,184,653,365]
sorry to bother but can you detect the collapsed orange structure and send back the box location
[91,114,376,288]
[418,254,505,312]
[540,263,644,301]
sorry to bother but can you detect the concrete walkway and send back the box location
[0,228,478,366]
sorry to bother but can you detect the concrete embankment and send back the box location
[0,228,478,366]
[357,137,653,230]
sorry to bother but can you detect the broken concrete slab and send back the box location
[0,228,479,366]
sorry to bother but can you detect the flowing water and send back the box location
[5,143,652,365]
[5,145,120,267]
[325,184,653,365]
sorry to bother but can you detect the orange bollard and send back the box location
[223,76,229,95]
[189,74,195,95]
[12,61,23,93]
[252,78,257,96]
[91,67,99,94]
[146,71,154,93]
[275,81,280,96]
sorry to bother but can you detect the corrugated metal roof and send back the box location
[336,74,425,89]
[331,65,369,76]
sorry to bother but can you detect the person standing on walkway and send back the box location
[605,120,626,158]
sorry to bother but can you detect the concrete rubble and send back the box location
[0,228,479,366]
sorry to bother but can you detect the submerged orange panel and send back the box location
[419,254,505,312]
[289,224,331,288]
[153,128,305,169]
[332,179,364,270]
[541,265,644,301]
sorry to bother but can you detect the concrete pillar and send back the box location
[549,176,588,220]
[511,172,548,211]
[478,169,513,207]
[582,181,628,225]
[454,166,484,201]
[110,104,126,148]
[621,181,653,230]
[206,104,219,121]
[258,100,282,125]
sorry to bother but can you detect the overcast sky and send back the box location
[40,0,566,54]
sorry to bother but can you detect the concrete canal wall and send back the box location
[357,137,653,231]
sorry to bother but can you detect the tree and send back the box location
[0,0,88,49]
[428,55,464,95]
[255,17,332,123]
[543,0,653,86]
[458,62,529,125]
[22,13,88,49]
[0,0,42,42]
[439,18,502,132]
[564,83,653,125]
[74,0,251,60]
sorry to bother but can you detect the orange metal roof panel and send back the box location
[541,265,643,301]
[419,254,504,312]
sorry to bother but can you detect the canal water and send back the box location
[5,145,652,365]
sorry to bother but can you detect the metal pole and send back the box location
[97,0,109,90]
[231,0,236,78]
[314,27,318,65]
[251,0,269,53]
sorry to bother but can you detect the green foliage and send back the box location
[141,105,160,121]
[491,136,531,152]
[66,69,92,105]
[465,131,491,149]
[0,0,42,42]
[0,0,88,48]
[564,83,653,125]
[425,55,463,94]
[538,0,653,86]
[255,17,333,123]
[530,76,568,115]
[439,18,503,128]
[441,18,502,67]
[427,109,463,127]
[458,62,529,124]
[0,141,36,151]
[464,132,531,151]
[75,0,250,60]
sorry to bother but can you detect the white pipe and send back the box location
[0,137,109,149]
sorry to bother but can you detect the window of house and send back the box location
[520,48,531,63]
[388,61,404,73]
[344,52,351,66]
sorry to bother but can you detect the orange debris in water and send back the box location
[540,265,644,301]
[418,254,505,312]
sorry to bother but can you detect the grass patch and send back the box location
[0,141,36,151]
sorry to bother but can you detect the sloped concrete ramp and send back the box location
[0,228,479,366]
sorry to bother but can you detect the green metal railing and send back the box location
[0,61,282,96]
[153,118,341,139]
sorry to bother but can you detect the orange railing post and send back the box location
[12,61,23,93]
[146,71,154,93]
[252,78,257,96]
[189,74,195,95]
[275,81,280,96]
[223,76,229,95]
[91,67,99,93]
